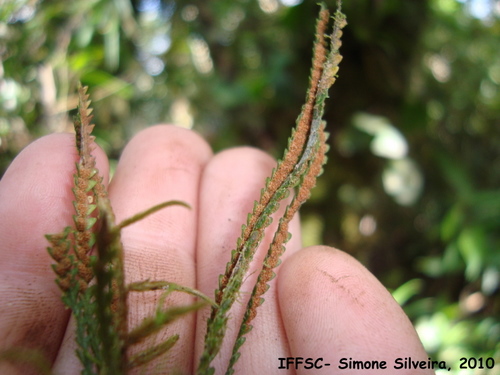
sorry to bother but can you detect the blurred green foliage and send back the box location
[1,0,499,371]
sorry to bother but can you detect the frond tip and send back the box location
[75,83,96,164]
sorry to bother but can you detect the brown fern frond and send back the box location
[253,5,329,215]
[240,3,343,333]
[45,83,203,374]
[222,3,346,373]
[71,84,109,287]
[247,125,328,323]
[199,3,346,374]
[46,227,73,291]
[215,3,331,308]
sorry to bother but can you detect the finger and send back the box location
[102,125,211,373]
[278,246,433,375]
[195,147,302,373]
[0,133,109,374]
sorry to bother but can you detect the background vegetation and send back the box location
[1,0,499,373]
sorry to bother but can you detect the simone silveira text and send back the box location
[338,357,449,371]
[278,357,449,371]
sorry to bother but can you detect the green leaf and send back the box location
[392,279,423,306]
[457,226,487,281]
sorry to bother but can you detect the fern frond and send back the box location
[226,6,347,371]
[45,85,114,374]
[127,335,179,369]
[46,85,201,374]
[72,84,108,288]
[198,2,346,374]
[94,197,204,373]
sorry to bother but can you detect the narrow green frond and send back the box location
[126,302,206,347]
[116,200,190,230]
[127,280,217,307]
[127,335,179,369]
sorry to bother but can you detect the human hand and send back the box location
[0,125,432,374]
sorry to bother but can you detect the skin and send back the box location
[0,125,433,374]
